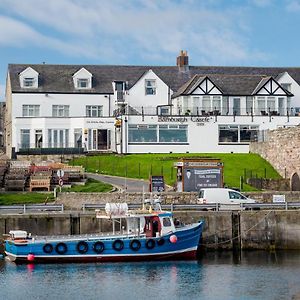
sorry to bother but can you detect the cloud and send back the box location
[286,0,300,12]
[0,0,267,66]
[250,0,273,7]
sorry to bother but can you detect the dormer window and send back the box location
[23,77,35,87]
[77,78,89,89]
[19,67,39,88]
[73,67,92,90]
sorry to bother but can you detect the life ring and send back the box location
[145,239,155,250]
[77,241,88,254]
[157,238,165,246]
[55,242,68,255]
[130,239,141,251]
[112,239,124,251]
[93,241,105,254]
[43,243,53,254]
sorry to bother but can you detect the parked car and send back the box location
[197,188,257,209]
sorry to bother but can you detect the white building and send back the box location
[5,51,300,158]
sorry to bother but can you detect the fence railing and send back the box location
[0,204,64,214]
[82,202,300,212]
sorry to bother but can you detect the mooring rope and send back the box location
[202,210,273,247]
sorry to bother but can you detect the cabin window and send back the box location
[77,78,89,89]
[163,217,172,227]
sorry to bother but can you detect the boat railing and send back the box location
[33,232,146,243]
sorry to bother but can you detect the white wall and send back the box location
[277,72,300,109]
[124,115,300,154]
[127,69,170,114]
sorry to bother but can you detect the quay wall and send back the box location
[56,191,300,209]
[2,210,300,252]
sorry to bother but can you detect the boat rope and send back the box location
[202,210,273,247]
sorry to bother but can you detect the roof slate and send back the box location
[8,64,300,95]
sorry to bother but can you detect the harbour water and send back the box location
[1,251,300,300]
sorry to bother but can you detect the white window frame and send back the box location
[52,105,70,117]
[145,79,156,95]
[23,77,35,88]
[22,105,40,117]
[77,78,89,89]
[86,105,103,117]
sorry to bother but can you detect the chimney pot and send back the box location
[177,50,189,72]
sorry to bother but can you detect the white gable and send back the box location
[191,77,222,95]
[19,67,39,88]
[73,67,93,89]
[256,78,288,96]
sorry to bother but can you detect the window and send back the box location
[219,125,258,144]
[267,97,275,112]
[48,129,69,148]
[128,125,157,143]
[22,105,40,117]
[86,105,103,117]
[240,125,258,143]
[281,83,291,92]
[52,105,69,117]
[145,80,156,95]
[229,191,246,200]
[77,78,89,89]
[23,78,35,87]
[159,125,187,143]
[212,96,221,112]
[74,129,82,148]
[202,96,211,112]
[219,125,238,143]
[162,217,172,227]
[20,129,30,149]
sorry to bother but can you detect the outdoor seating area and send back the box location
[1,160,85,191]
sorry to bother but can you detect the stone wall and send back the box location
[56,191,300,209]
[250,126,300,179]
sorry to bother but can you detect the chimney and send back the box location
[177,50,189,72]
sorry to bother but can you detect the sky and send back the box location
[1,0,300,100]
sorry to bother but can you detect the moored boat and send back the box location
[4,199,204,263]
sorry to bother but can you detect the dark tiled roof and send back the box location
[8,64,300,95]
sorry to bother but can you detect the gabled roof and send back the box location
[252,77,293,96]
[7,64,300,95]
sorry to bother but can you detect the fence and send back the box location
[0,204,64,214]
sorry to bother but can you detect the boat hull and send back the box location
[5,221,204,264]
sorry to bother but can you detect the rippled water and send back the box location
[1,251,300,300]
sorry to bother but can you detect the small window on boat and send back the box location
[163,217,172,227]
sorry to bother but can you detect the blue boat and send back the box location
[4,200,204,263]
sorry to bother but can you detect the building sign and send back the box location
[158,116,210,123]
[149,176,165,193]
[176,159,223,192]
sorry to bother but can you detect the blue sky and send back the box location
[1,0,300,100]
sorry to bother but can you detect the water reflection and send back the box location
[1,251,300,300]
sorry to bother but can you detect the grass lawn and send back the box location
[71,153,281,191]
[62,178,113,193]
[0,193,54,205]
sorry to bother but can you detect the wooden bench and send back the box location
[29,178,51,192]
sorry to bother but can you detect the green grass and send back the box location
[71,153,281,191]
[0,193,54,205]
[62,178,113,193]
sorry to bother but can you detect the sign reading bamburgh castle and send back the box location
[157,116,210,123]
[5,50,300,158]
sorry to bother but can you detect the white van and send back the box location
[197,188,257,209]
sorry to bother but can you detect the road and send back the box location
[86,173,150,193]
